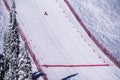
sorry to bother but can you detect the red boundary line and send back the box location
[3,0,10,11]
[17,25,48,80]
[64,0,120,68]
[2,0,48,80]
[42,64,109,68]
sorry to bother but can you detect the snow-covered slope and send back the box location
[4,0,120,79]
[68,0,120,61]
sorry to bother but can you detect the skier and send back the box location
[44,12,48,15]
[61,73,78,80]
[32,71,45,80]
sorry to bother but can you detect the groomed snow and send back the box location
[68,0,120,61]
[14,0,120,80]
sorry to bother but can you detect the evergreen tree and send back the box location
[18,42,32,80]
[2,0,32,80]
[0,54,4,80]
[2,0,19,80]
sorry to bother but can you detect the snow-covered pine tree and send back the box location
[2,0,19,80]
[18,42,32,80]
[0,54,4,80]
[3,0,32,80]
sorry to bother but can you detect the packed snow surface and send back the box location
[68,0,120,61]
[1,0,120,80]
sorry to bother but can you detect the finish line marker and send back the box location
[42,64,109,68]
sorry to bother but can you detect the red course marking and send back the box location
[63,1,106,65]
[2,0,48,80]
[93,50,96,52]
[64,0,120,68]
[88,44,91,46]
[18,25,48,80]
[84,39,86,41]
[99,56,101,58]
[42,64,109,68]
[63,11,65,13]
[55,0,58,2]
[3,0,10,11]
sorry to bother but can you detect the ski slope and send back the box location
[15,0,120,80]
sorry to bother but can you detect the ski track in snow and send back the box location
[2,0,120,80]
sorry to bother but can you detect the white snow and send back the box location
[15,0,120,80]
[1,0,120,80]
[68,0,120,61]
